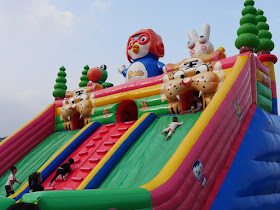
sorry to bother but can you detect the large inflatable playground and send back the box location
[1,0,280,209]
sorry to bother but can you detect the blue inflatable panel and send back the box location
[212,106,280,210]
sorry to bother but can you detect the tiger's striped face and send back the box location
[61,88,91,121]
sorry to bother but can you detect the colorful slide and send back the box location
[42,121,135,191]
[99,113,201,189]
[18,51,280,209]
[0,129,80,196]
[2,5,280,207]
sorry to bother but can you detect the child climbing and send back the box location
[161,116,184,140]
[48,158,74,187]
[5,166,22,197]
[29,172,44,192]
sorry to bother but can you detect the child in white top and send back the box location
[5,166,21,197]
[161,116,184,140]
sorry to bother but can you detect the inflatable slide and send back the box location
[1,1,280,209]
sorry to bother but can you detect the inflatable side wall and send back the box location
[0,104,55,177]
[212,106,280,209]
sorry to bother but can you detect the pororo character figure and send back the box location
[188,23,214,57]
[192,160,207,188]
[87,64,113,88]
[118,29,165,82]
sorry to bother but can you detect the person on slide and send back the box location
[48,158,74,187]
[161,117,184,140]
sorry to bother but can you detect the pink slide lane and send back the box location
[43,121,135,191]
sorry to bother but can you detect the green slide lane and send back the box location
[99,113,201,189]
[0,130,79,196]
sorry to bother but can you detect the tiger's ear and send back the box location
[65,91,74,98]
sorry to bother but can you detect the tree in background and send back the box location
[255,9,274,55]
[235,0,260,53]
[53,66,67,100]
[79,65,90,87]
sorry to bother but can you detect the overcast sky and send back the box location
[1,0,280,137]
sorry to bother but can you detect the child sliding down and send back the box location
[161,117,184,140]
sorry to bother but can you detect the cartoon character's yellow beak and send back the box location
[132,44,139,54]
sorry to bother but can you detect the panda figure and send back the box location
[118,29,165,83]
[192,160,207,188]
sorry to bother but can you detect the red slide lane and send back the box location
[43,121,135,191]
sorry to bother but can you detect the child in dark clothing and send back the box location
[48,158,74,187]
[29,172,44,192]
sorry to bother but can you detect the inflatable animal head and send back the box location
[60,99,75,121]
[87,64,108,83]
[126,29,165,62]
[182,71,219,94]
[162,79,191,101]
[164,58,210,82]
[61,87,94,120]
[188,23,214,57]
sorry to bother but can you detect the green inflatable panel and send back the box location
[55,122,65,132]
[258,94,272,113]
[138,104,170,117]
[257,81,272,100]
[92,103,119,116]
[0,130,79,196]
[135,95,168,108]
[100,113,201,189]
[90,113,116,125]
[257,81,272,112]
[0,197,15,209]
[21,188,151,210]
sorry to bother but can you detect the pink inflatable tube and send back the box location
[150,57,253,209]
[219,51,251,70]
[0,105,55,177]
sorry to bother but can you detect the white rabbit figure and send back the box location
[188,23,214,57]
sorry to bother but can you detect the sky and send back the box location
[0,0,280,137]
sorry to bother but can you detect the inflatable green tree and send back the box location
[53,66,67,100]
[235,0,260,53]
[255,9,274,55]
[79,65,90,87]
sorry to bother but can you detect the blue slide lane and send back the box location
[212,106,280,209]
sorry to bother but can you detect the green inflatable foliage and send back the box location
[53,66,67,98]
[244,0,254,7]
[240,14,257,25]
[79,65,90,87]
[255,9,274,52]
[235,0,260,50]
[235,33,260,49]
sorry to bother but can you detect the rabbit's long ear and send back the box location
[201,23,210,40]
[188,29,198,41]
